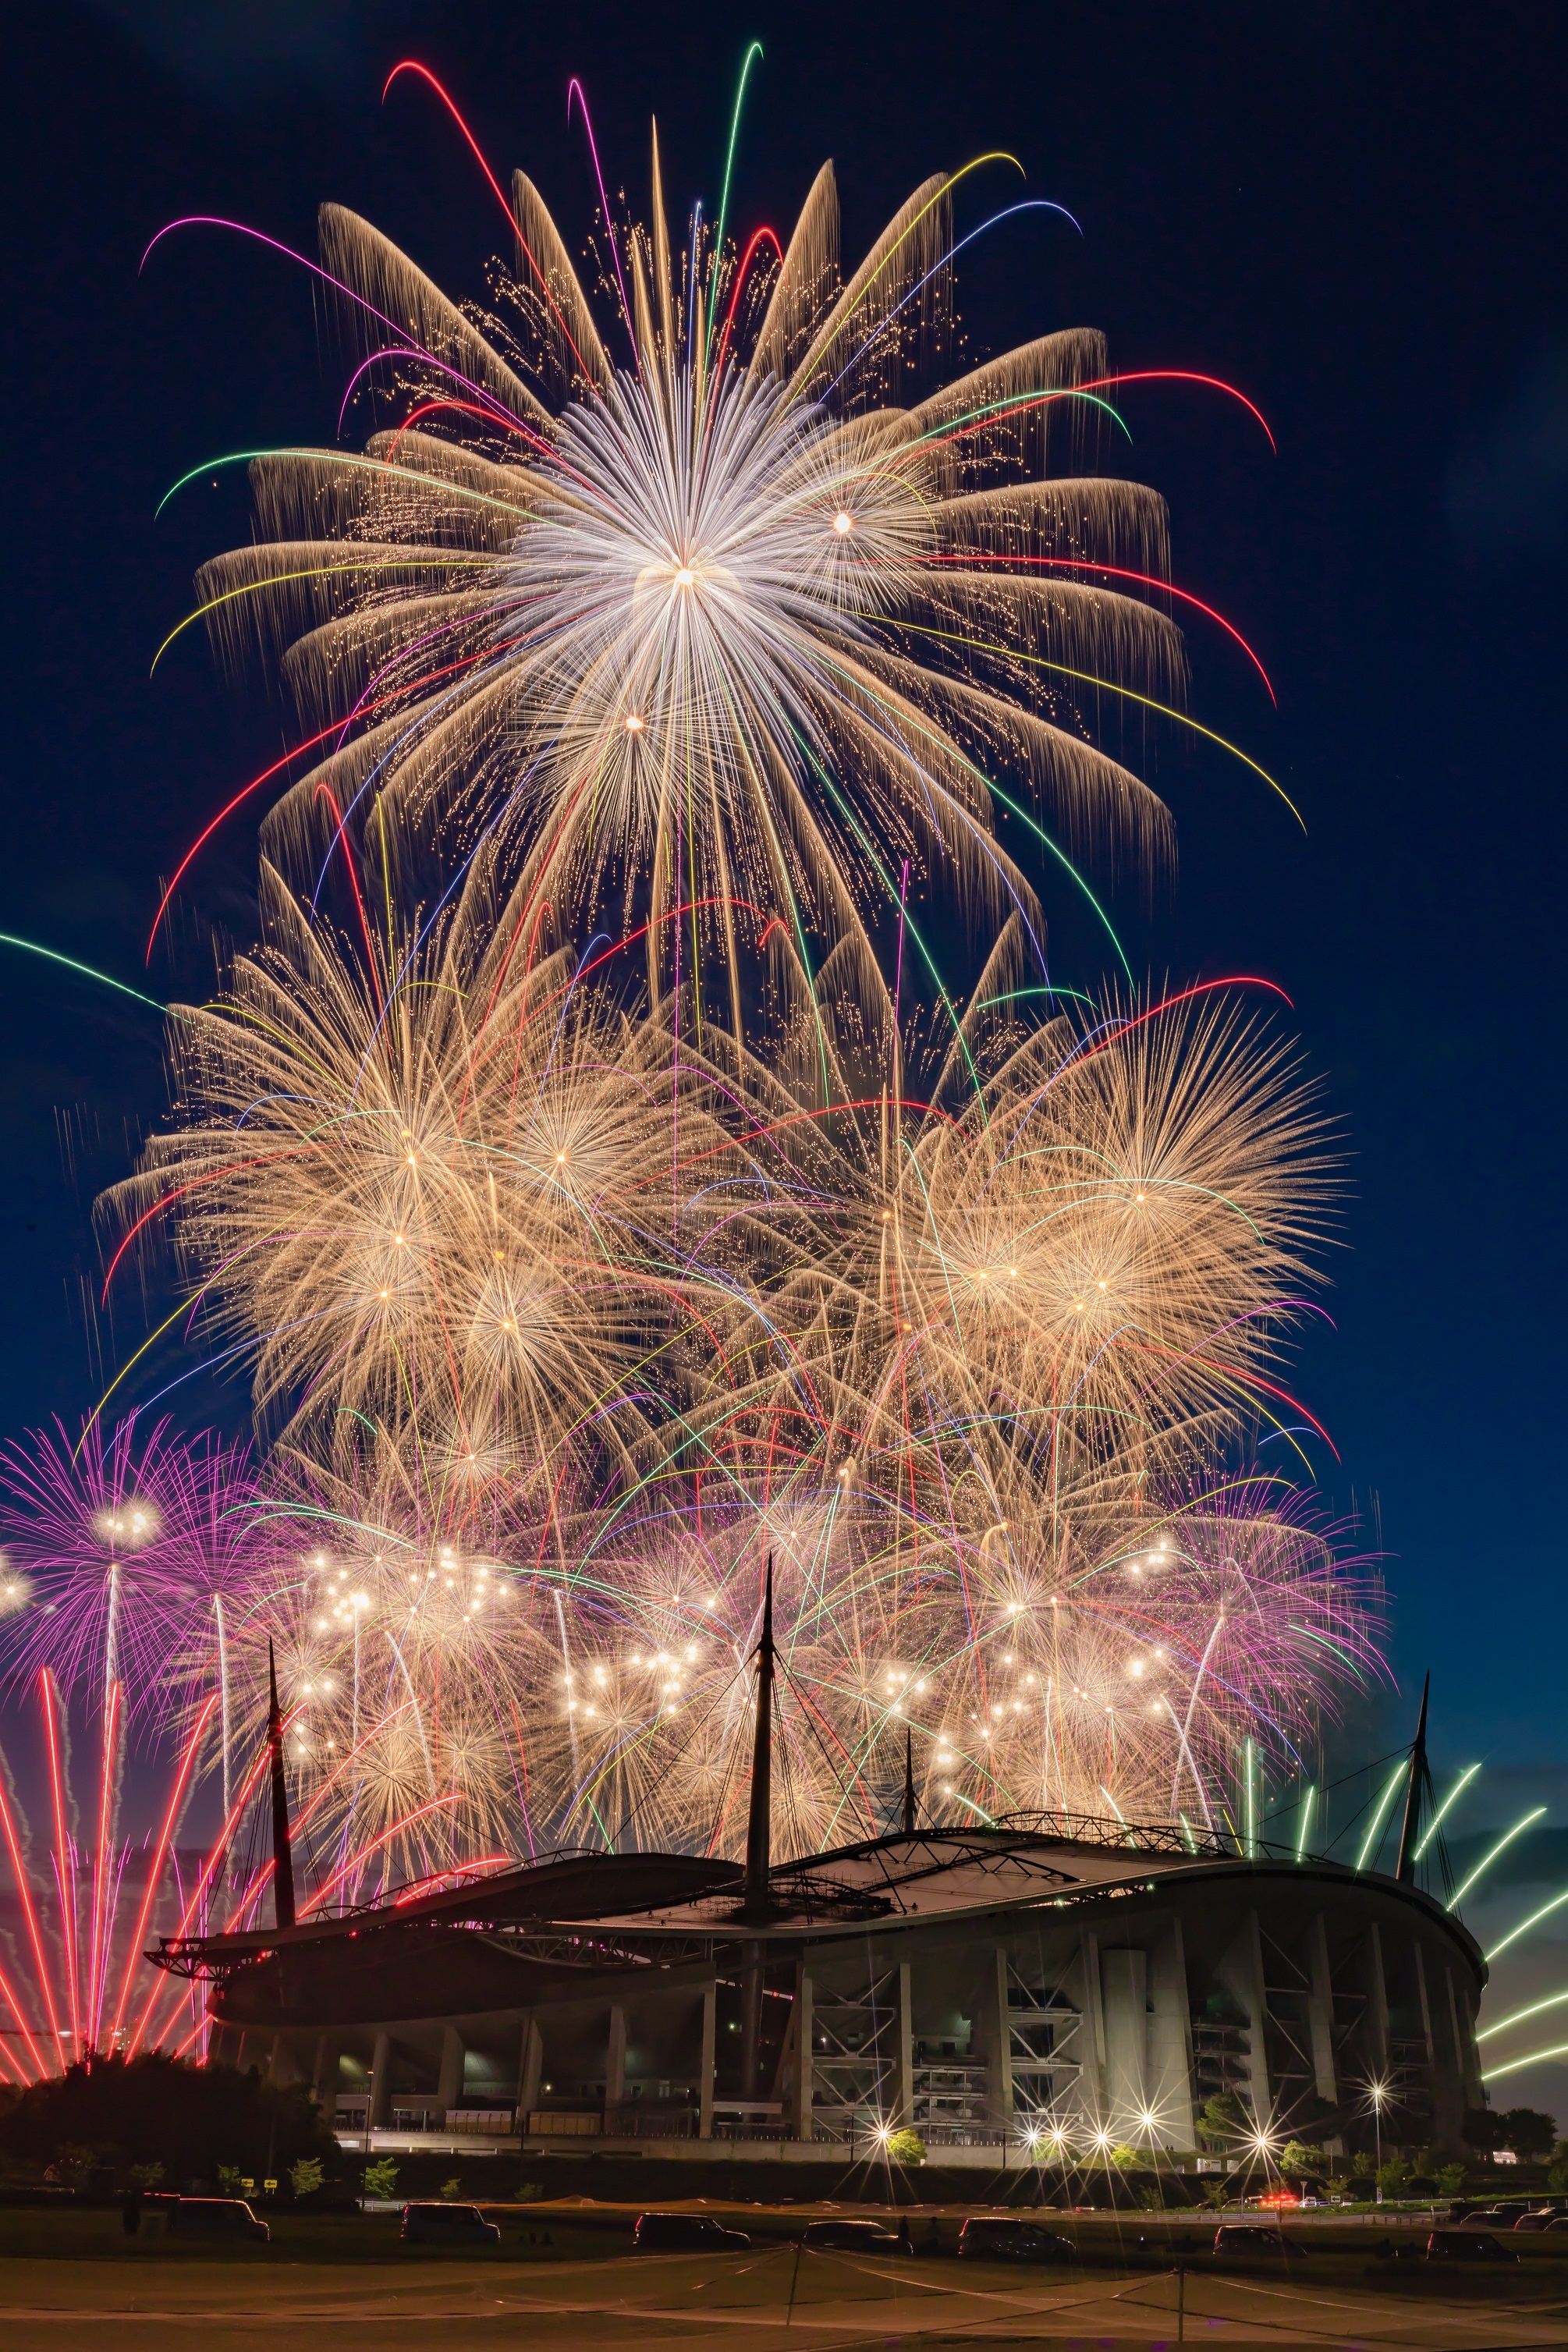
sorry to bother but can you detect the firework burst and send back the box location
[177,141,1194,1036]
[0,1420,261,1744]
[0,98,1385,1952]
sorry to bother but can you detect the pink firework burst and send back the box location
[0,1421,267,1784]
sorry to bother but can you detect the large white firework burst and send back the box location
[197,145,1180,1040]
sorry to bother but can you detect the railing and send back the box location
[604,2103,698,2139]
[988,1809,1334,1864]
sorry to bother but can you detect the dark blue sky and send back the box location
[0,0,1562,1824]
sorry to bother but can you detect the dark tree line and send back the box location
[0,2053,336,2183]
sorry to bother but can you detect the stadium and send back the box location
[160,1623,1484,2173]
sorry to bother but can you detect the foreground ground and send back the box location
[0,2205,1565,2350]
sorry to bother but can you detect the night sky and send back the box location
[0,4,1563,2104]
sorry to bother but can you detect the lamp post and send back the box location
[1371,2080,1385,2201]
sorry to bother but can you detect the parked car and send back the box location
[801,2218,906,2251]
[959,2216,1076,2263]
[1513,2208,1561,2231]
[632,2212,751,2252]
[1465,2201,1534,2226]
[399,2202,501,2246]
[1425,2230,1519,2263]
[1212,2226,1301,2256]
[168,2197,268,2243]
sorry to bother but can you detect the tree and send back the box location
[1495,2107,1557,2159]
[127,2162,165,2191]
[1195,2093,1250,2152]
[439,2176,463,2200]
[1110,2144,1146,2172]
[1278,2141,1325,2179]
[884,2128,926,2166]
[363,2158,399,2198]
[0,2052,332,2183]
[1433,2163,1468,2196]
[1375,2155,1410,2199]
[289,2157,325,2199]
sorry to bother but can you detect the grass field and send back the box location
[0,2203,1566,2347]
